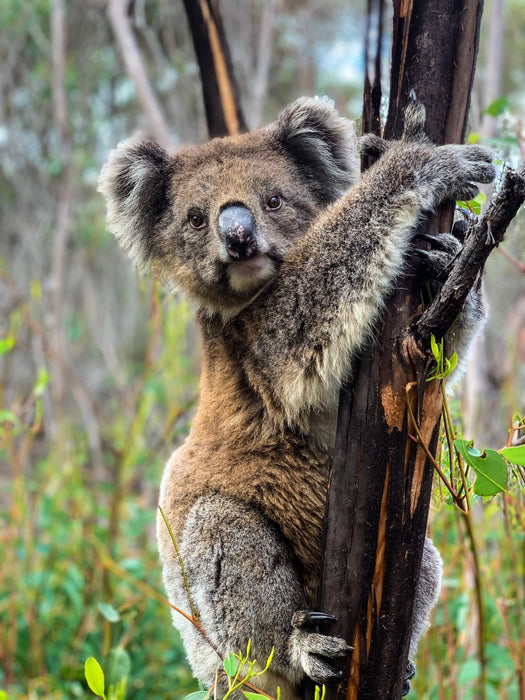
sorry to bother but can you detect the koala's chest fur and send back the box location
[158,312,336,604]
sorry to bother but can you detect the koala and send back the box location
[99,97,494,698]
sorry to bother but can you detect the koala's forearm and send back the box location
[241,141,493,424]
[243,164,423,422]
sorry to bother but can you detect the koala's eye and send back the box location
[265,195,282,211]
[188,213,207,230]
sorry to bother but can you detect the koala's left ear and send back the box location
[269,97,359,203]
[98,139,173,271]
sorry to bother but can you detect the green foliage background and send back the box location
[0,1,524,699]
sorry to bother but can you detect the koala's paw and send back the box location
[289,611,352,684]
[402,660,416,697]
[434,143,495,203]
[413,232,462,285]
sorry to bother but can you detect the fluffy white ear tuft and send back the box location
[98,139,172,270]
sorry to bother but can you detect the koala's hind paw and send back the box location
[290,610,352,684]
[402,660,416,696]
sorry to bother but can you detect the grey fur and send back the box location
[99,97,495,698]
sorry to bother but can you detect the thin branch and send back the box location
[418,164,525,342]
[497,245,525,273]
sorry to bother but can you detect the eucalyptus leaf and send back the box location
[84,657,106,698]
[223,652,238,678]
[483,97,508,117]
[183,693,208,700]
[500,445,525,467]
[107,646,131,687]
[97,602,120,623]
[243,693,270,700]
[454,440,507,496]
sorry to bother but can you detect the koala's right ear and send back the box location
[98,139,173,271]
[269,97,359,204]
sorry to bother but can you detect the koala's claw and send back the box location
[416,232,448,250]
[290,610,352,685]
[402,660,416,696]
[292,610,336,628]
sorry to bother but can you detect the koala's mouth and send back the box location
[227,254,276,293]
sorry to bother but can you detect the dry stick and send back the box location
[418,164,525,343]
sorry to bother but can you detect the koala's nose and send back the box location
[218,205,258,261]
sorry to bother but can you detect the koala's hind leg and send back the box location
[404,537,443,696]
[165,493,350,699]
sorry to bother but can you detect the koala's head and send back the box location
[98,98,359,312]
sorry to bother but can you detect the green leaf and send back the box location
[107,646,131,686]
[183,693,208,700]
[454,440,508,496]
[223,652,238,678]
[85,657,106,699]
[457,658,481,684]
[430,334,440,362]
[0,337,14,355]
[97,602,120,623]
[243,693,270,700]
[445,351,458,375]
[500,445,525,466]
[483,97,508,117]
[0,691,7,700]
[457,191,486,216]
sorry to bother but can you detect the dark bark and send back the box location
[309,2,489,699]
[181,0,247,137]
[361,0,385,172]
[362,0,385,137]
[385,0,484,233]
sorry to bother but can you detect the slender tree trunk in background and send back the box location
[248,0,277,129]
[309,2,486,698]
[181,0,247,137]
[481,0,504,140]
[107,0,173,150]
[50,0,73,420]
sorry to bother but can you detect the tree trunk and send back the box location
[309,2,487,698]
[181,0,247,137]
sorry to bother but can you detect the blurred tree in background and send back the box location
[0,1,523,698]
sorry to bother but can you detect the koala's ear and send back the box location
[269,97,359,203]
[98,139,173,270]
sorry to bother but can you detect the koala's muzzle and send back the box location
[219,205,258,261]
